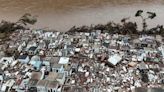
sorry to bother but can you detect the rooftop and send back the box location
[31,72,42,80]
[31,55,41,61]
[29,46,37,51]
[36,80,48,87]
[52,64,63,69]
[28,79,38,87]
[58,57,69,64]
[45,72,58,81]
[46,81,58,88]
[18,55,28,60]
[57,73,64,79]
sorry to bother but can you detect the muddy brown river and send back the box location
[0,0,164,31]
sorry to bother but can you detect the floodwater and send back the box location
[0,0,164,31]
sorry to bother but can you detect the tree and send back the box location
[147,12,156,19]
[120,17,138,35]
[135,10,143,17]
[121,21,138,35]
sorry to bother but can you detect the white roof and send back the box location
[75,48,81,52]
[108,54,122,65]
[85,33,90,36]
[58,57,69,64]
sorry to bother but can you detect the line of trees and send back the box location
[67,10,164,36]
[0,11,163,36]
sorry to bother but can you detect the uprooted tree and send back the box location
[135,10,156,33]
[135,10,164,35]
[0,13,37,33]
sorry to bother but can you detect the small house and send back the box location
[56,73,66,85]
[52,64,64,73]
[42,57,59,71]
[46,81,60,92]
[58,57,69,67]
[108,54,122,66]
[28,79,39,89]
[28,72,42,88]
[30,55,42,70]
[45,72,58,81]
[26,41,37,50]
[18,55,30,64]
[64,65,72,77]
[37,40,46,50]
[36,80,48,92]
[28,46,38,55]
